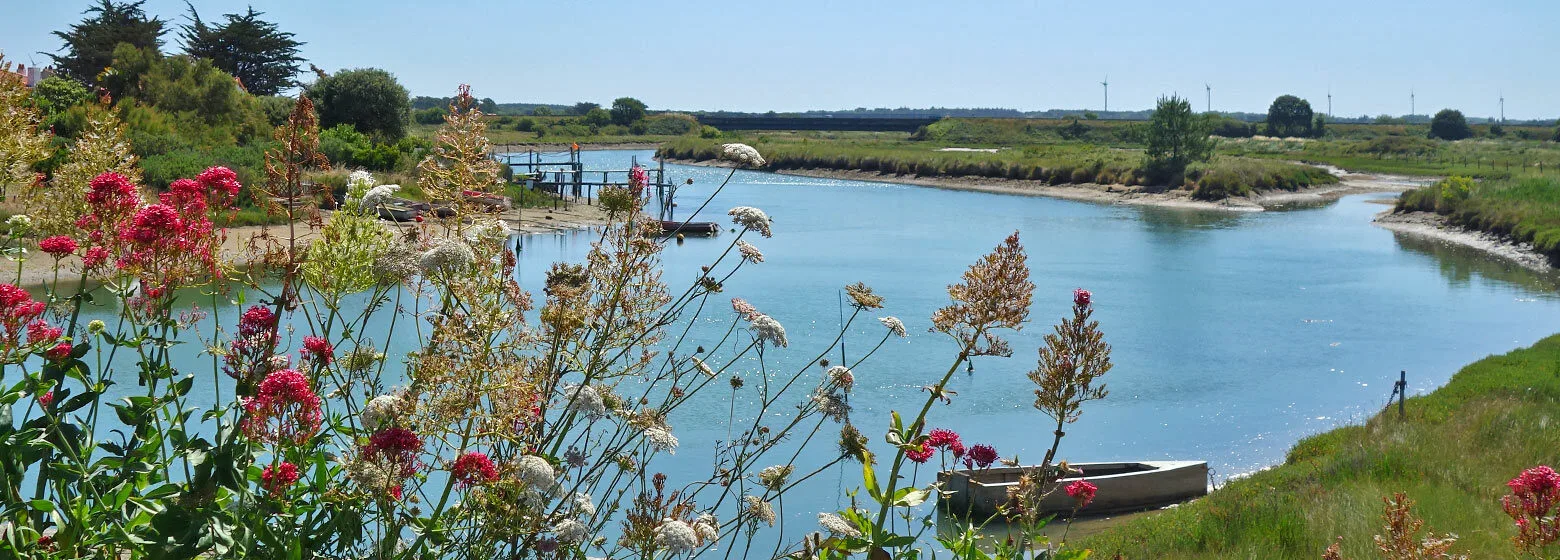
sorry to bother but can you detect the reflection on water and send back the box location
[1391,231,1560,293]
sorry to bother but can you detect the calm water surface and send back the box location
[68,150,1560,545]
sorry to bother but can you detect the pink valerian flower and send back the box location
[38,235,78,257]
[196,165,243,202]
[240,369,323,446]
[629,165,648,195]
[365,426,425,480]
[38,391,54,408]
[26,320,62,345]
[451,451,500,487]
[1073,288,1092,308]
[1066,479,1098,508]
[77,172,142,244]
[81,246,111,269]
[45,342,72,362]
[1503,465,1560,550]
[226,306,281,383]
[0,284,49,356]
[261,462,301,496]
[964,444,999,469]
[731,298,760,321]
[904,442,935,464]
[301,335,334,364]
[927,428,962,450]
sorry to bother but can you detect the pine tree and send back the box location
[49,1,166,85]
[179,4,305,96]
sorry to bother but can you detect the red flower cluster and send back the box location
[261,461,301,496]
[904,442,935,464]
[927,428,967,459]
[45,342,72,362]
[963,444,999,469]
[451,451,500,487]
[365,426,424,480]
[1066,479,1098,508]
[0,284,51,356]
[225,306,280,383]
[629,165,648,195]
[38,391,54,408]
[75,168,239,287]
[240,369,323,446]
[1073,288,1092,308]
[301,335,334,364]
[38,235,78,257]
[1504,465,1560,550]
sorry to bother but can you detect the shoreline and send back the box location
[491,142,662,153]
[664,158,1421,213]
[1373,210,1554,273]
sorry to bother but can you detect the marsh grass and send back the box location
[1075,334,1560,559]
[1397,175,1560,260]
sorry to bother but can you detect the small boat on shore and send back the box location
[658,220,721,236]
[377,204,420,222]
[938,461,1208,518]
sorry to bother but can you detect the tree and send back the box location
[572,101,600,115]
[179,4,304,96]
[531,106,553,116]
[582,107,611,127]
[49,1,166,85]
[307,68,410,140]
[31,76,92,117]
[1312,114,1327,138]
[610,97,647,126]
[479,97,497,114]
[1429,109,1471,140]
[1143,95,1216,184]
[1265,94,1314,138]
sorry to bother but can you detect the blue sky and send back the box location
[2,0,1555,119]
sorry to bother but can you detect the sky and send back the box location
[2,0,1556,119]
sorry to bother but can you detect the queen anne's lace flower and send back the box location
[818,512,861,537]
[758,465,793,490]
[654,518,700,553]
[645,426,679,454]
[736,240,763,263]
[743,495,776,526]
[552,519,588,543]
[727,206,773,238]
[826,365,854,390]
[360,394,405,431]
[564,383,607,419]
[571,492,597,517]
[691,356,716,377]
[694,513,719,541]
[749,314,787,348]
[878,316,907,338]
[812,389,850,423]
[517,455,556,489]
[360,184,401,209]
[419,238,476,274]
[719,143,766,168]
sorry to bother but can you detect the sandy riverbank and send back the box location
[667,158,1425,212]
[11,201,609,289]
[1373,210,1554,273]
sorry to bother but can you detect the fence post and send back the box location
[1397,370,1406,418]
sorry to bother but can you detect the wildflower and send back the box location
[844,282,884,309]
[838,423,869,462]
[628,164,648,191]
[372,246,421,284]
[965,444,999,469]
[38,391,54,408]
[553,519,588,543]
[812,389,850,423]
[0,284,48,354]
[749,314,788,348]
[536,538,559,553]
[727,206,773,237]
[690,356,716,377]
[904,442,935,464]
[564,383,607,419]
[262,462,301,496]
[239,369,324,445]
[450,451,500,487]
[1503,465,1560,551]
[571,492,597,516]
[87,319,105,335]
[736,240,763,263]
[693,515,719,542]
[731,298,760,321]
[927,428,963,451]
[818,512,861,538]
[360,184,401,209]
[930,232,1034,357]
[196,166,242,199]
[5,214,32,236]
[825,365,854,390]
[878,316,907,338]
[82,246,110,269]
[743,495,776,527]
[362,426,424,482]
[45,341,72,362]
[360,394,404,431]
[419,238,476,274]
[301,335,334,364]
[644,426,679,454]
[564,447,588,469]
[38,235,77,257]
[517,454,556,489]
[654,518,700,553]
[26,320,62,345]
[1073,288,1092,308]
[719,143,767,168]
[239,306,278,338]
[1065,480,1098,508]
[758,464,793,490]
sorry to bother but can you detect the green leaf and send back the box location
[862,462,881,501]
[892,488,929,507]
[28,499,54,512]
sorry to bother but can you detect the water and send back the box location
[49,150,1560,549]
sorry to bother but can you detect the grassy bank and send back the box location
[1074,334,1560,559]
[658,137,1337,200]
[1395,175,1560,261]
[1222,135,1560,179]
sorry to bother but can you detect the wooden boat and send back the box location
[938,461,1208,518]
[658,220,721,236]
[377,204,420,222]
[462,190,512,211]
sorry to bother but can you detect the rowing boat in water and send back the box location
[938,460,1208,518]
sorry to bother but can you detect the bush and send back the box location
[581,107,611,127]
[413,107,447,125]
[257,95,295,127]
[514,117,536,132]
[308,67,411,140]
[1429,109,1472,140]
[1210,117,1256,138]
[610,97,647,126]
[643,113,698,135]
[699,125,721,139]
[1143,96,1216,184]
[1266,94,1315,138]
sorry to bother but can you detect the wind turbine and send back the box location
[1410,89,1416,117]
[1500,91,1505,123]
[1205,83,1212,113]
[1327,87,1333,117]
[1101,76,1109,113]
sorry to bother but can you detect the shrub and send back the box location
[413,107,447,125]
[609,96,647,126]
[1429,109,1472,140]
[308,67,411,140]
[513,117,535,132]
[1266,94,1315,138]
[699,125,721,139]
[581,107,611,127]
[1143,95,1216,184]
[643,113,699,135]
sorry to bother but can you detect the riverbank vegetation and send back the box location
[1396,175,1560,261]
[1075,333,1560,559]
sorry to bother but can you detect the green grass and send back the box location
[1074,334,1560,559]
[1220,134,1560,179]
[1397,175,1560,260]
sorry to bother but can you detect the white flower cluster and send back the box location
[644,426,679,454]
[516,455,556,490]
[690,356,716,378]
[571,492,597,517]
[563,383,607,419]
[654,518,700,554]
[719,143,766,168]
[693,513,719,542]
[818,512,861,538]
[463,218,509,244]
[736,240,764,263]
[360,394,405,431]
[811,389,850,423]
[878,316,907,338]
[347,170,375,199]
[743,495,776,526]
[5,214,32,236]
[727,206,773,238]
[552,519,587,543]
[749,314,788,348]
[419,238,476,274]
[360,184,401,209]
[826,365,854,390]
[758,464,793,491]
